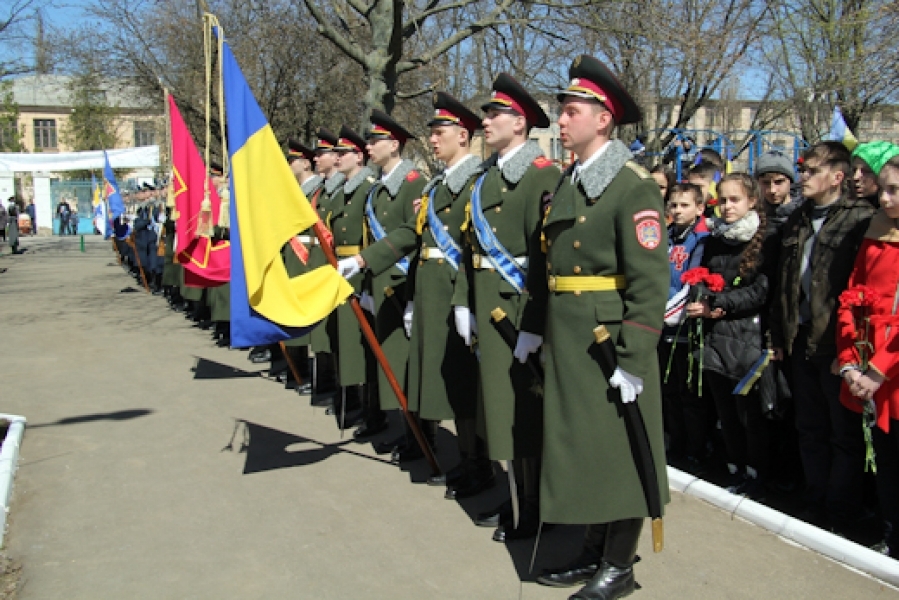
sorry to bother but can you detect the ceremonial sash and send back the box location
[425,187,462,271]
[470,172,526,293]
[365,184,409,274]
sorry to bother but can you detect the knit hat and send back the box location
[755,152,795,182]
[852,141,899,176]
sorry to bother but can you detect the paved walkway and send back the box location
[0,236,896,599]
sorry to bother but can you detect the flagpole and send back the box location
[309,221,441,476]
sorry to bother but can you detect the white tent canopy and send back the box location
[0,146,160,173]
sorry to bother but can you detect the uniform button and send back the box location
[438,258,444,265]
[547,262,552,269]
[383,211,388,216]
[341,227,346,231]
[444,208,451,213]
[502,187,508,193]
[578,215,586,223]
[495,206,501,213]
[347,201,352,205]
[443,225,449,231]
[573,240,581,249]
[547,239,552,247]
[574,290,581,296]
[492,227,497,233]
[573,266,581,274]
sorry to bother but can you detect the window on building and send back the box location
[34,119,57,150]
[0,124,18,150]
[705,108,717,129]
[134,121,156,147]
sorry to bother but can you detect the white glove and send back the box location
[337,257,361,279]
[454,306,472,346]
[513,332,543,364]
[403,302,414,338]
[359,292,375,314]
[609,367,644,403]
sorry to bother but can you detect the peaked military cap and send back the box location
[287,137,315,162]
[481,73,550,129]
[316,127,340,152]
[367,109,415,144]
[337,125,367,156]
[558,55,641,126]
[428,91,482,132]
[209,160,224,176]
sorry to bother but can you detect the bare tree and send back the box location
[0,0,44,79]
[765,0,899,142]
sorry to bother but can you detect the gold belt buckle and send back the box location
[472,254,481,269]
[548,276,556,292]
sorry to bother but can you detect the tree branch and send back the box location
[396,83,437,99]
[402,0,481,39]
[300,0,368,67]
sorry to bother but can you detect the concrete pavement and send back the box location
[0,236,896,599]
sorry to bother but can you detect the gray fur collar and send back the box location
[424,154,481,195]
[324,172,346,196]
[576,140,633,200]
[344,167,375,195]
[481,140,546,185]
[381,159,416,197]
[300,174,323,198]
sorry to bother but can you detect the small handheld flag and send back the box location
[829,107,858,152]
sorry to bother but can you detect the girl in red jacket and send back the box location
[837,150,899,558]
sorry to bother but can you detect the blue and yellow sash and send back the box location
[470,172,526,293]
[425,187,462,270]
[365,184,409,274]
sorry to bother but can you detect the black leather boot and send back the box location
[428,458,471,486]
[570,519,643,599]
[445,459,495,499]
[493,457,541,542]
[475,498,512,527]
[537,524,606,587]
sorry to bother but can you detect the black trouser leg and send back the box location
[584,523,608,557]
[874,422,899,547]
[512,456,541,514]
[602,518,643,568]
[791,331,864,521]
[707,371,749,471]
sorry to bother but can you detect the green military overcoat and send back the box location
[362,155,481,419]
[329,168,376,386]
[523,140,671,525]
[359,160,426,410]
[308,173,345,354]
[451,141,560,460]
[161,219,179,287]
[283,175,324,348]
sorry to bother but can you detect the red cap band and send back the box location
[566,77,623,123]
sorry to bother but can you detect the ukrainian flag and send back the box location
[830,106,858,152]
[732,350,772,396]
[220,29,352,348]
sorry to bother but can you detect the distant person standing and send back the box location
[56,200,71,236]
[25,199,36,236]
[0,201,7,242]
[7,200,19,253]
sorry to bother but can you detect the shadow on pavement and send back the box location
[223,419,395,475]
[192,357,262,380]
[28,409,154,429]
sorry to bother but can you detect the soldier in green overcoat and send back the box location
[327,126,377,422]
[338,93,490,495]
[519,56,669,600]
[450,74,560,543]
[343,110,426,445]
[280,139,323,390]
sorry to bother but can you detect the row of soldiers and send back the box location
[150,55,669,600]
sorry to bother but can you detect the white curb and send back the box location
[668,466,899,586]
[0,413,26,548]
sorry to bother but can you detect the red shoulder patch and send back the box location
[532,157,553,169]
[406,170,421,182]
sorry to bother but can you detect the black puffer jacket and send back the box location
[698,230,769,381]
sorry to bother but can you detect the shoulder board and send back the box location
[406,170,421,182]
[625,160,650,179]
[532,156,553,169]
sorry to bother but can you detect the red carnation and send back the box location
[681,267,709,286]
[705,273,726,293]
[839,285,881,309]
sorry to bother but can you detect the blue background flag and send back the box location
[103,151,126,219]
